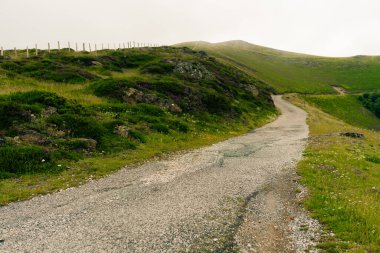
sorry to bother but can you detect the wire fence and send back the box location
[0,41,163,58]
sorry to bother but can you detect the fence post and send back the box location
[35,44,38,55]
[83,43,85,52]
[48,42,51,53]
[58,41,61,52]
[89,43,92,52]
[68,42,71,52]
[102,43,104,50]
[14,47,17,57]
[76,43,78,52]
[1,46,3,56]
[123,43,125,49]
[26,46,29,58]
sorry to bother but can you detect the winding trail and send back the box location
[0,96,314,252]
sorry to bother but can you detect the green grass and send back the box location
[286,95,380,252]
[302,95,380,130]
[0,47,277,205]
[177,40,380,94]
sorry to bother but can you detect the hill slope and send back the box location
[177,41,380,94]
[0,47,276,203]
[302,95,380,130]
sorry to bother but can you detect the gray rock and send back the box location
[168,103,182,113]
[339,132,364,138]
[19,133,51,146]
[174,61,213,80]
[114,125,129,137]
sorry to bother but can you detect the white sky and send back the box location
[1,0,380,56]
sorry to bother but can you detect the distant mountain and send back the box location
[176,40,380,94]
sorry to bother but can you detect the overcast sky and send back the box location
[1,0,380,56]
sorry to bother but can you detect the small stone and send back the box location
[168,103,182,113]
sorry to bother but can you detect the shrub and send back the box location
[129,129,147,143]
[132,104,165,116]
[168,120,189,133]
[61,55,97,67]
[202,93,231,114]
[65,140,90,150]
[8,91,66,108]
[0,61,21,72]
[359,93,380,118]
[121,53,156,68]
[97,135,136,153]
[0,101,31,129]
[1,59,98,83]
[151,123,170,134]
[0,145,56,176]
[102,120,126,132]
[29,69,88,83]
[90,79,134,99]
[366,155,380,164]
[48,114,106,141]
[140,62,174,74]
[150,79,187,96]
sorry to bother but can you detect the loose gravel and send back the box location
[0,96,319,252]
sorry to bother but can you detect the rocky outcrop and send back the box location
[172,60,213,81]
[121,87,182,112]
[114,125,129,137]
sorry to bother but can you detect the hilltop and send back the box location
[177,40,380,94]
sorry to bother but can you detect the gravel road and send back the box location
[0,96,319,252]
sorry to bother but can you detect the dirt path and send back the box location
[332,86,347,95]
[0,96,319,252]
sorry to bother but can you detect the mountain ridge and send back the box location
[176,40,380,93]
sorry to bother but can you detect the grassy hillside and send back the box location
[303,95,380,130]
[177,41,380,94]
[286,94,380,252]
[0,47,276,204]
